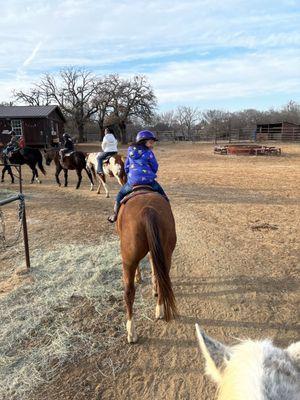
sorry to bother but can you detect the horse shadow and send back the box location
[172,274,299,346]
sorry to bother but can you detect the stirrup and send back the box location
[107,214,117,223]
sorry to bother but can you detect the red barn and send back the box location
[0,105,66,148]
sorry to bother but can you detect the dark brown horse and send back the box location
[44,149,93,189]
[117,191,177,343]
[5,148,46,183]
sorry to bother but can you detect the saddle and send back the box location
[6,149,19,158]
[103,153,117,165]
[65,151,74,157]
[120,185,156,205]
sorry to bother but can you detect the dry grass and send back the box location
[0,241,151,400]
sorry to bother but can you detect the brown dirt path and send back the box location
[1,142,299,399]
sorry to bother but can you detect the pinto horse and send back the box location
[44,149,93,189]
[117,191,177,343]
[6,148,46,183]
[86,152,127,197]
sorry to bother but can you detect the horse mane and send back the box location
[217,340,266,400]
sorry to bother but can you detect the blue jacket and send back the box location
[125,144,158,186]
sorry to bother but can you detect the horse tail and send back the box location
[37,150,46,175]
[142,207,177,322]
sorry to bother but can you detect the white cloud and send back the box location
[0,0,299,109]
[23,41,42,67]
[148,50,300,105]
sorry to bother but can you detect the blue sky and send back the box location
[0,0,299,112]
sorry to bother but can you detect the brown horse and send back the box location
[117,191,177,343]
[86,152,127,197]
[44,149,93,189]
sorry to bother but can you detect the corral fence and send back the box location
[0,164,30,269]
[156,126,300,144]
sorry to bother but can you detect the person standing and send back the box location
[96,128,118,174]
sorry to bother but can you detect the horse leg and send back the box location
[134,266,142,284]
[64,169,68,187]
[123,263,138,343]
[116,176,123,186]
[55,165,62,186]
[30,167,35,184]
[76,169,82,189]
[96,176,102,194]
[149,253,158,297]
[1,167,5,183]
[85,167,94,191]
[98,174,109,197]
[8,167,14,184]
[34,168,41,184]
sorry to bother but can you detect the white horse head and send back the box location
[195,324,300,400]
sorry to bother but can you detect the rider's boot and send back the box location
[108,202,120,223]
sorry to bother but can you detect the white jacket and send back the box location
[101,133,118,152]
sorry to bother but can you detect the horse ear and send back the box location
[195,324,231,383]
[286,342,300,368]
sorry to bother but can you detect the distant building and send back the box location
[256,122,300,141]
[0,105,66,148]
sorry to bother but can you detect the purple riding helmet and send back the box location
[136,130,158,143]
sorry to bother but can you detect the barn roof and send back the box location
[0,105,66,122]
[256,121,300,127]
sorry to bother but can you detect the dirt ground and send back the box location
[1,142,299,400]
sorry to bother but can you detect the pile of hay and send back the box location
[0,241,148,399]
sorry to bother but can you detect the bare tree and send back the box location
[176,106,200,139]
[92,75,119,139]
[37,68,98,141]
[14,68,98,142]
[0,101,14,106]
[14,87,51,106]
[109,75,157,143]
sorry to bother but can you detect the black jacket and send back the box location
[63,138,74,151]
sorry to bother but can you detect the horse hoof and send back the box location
[106,195,110,198]
[155,304,164,320]
[127,334,138,344]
